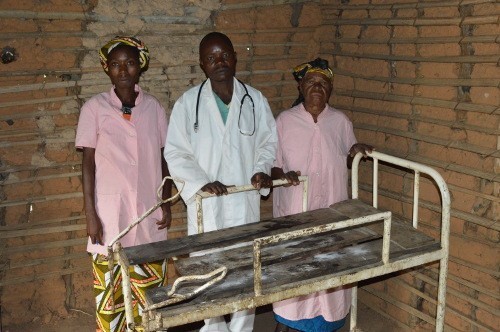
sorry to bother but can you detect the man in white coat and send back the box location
[164,32,277,331]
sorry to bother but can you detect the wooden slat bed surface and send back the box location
[123,199,384,265]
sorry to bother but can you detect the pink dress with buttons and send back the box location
[75,85,168,255]
[272,103,357,322]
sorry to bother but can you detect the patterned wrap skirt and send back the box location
[92,254,167,332]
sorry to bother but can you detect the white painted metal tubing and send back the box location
[108,176,184,332]
[195,176,309,199]
[350,285,358,332]
[413,171,420,228]
[301,176,309,212]
[196,195,204,234]
[351,151,450,332]
[351,155,360,199]
[382,213,391,264]
[115,243,135,332]
[195,176,309,235]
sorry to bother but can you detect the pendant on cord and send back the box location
[121,103,134,121]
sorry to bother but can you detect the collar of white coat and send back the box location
[202,77,245,106]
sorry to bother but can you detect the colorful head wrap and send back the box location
[99,36,150,72]
[292,58,333,82]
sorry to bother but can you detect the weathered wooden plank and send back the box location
[124,207,356,265]
[146,237,440,322]
[331,200,436,249]
[174,227,381,275]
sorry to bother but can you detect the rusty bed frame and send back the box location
[113,151,450,332]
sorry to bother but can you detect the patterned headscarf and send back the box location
[99,36,150,72]
[291,58,333,107]
[292,58,333,82]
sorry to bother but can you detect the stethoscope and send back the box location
[194,79,255,136]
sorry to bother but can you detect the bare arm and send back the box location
[158,148,172,230]
[82,147,103,245]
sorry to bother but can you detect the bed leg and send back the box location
[435,256,448,331]
[350,284,358,331]
[115,244,135,332]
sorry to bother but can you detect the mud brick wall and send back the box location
[317,1,499,331]
[0,0,321,327]
[0,0,498,330]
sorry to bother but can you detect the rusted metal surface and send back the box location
[175,223,382,276]
[142,201,441,329]
[252,210,391,296]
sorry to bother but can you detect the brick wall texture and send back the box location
[0,0,498,330]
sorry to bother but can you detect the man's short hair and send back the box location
[199,32,234,54]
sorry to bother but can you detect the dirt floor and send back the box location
[3,302,400,332]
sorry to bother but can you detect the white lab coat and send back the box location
[164,78,277,236]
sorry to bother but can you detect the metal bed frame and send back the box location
[114,151,450,332]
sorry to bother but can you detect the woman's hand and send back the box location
[281,170,301,187]
[157,202,172,230]
[349,143,374,157]
[86,211,104,245]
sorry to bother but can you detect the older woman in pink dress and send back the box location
[271,58,373,332]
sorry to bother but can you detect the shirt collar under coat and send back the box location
[109,84,143,110]
[201,77,243,107]
[200,78,244,132]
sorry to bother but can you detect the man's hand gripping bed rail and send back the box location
[195,176,310,234]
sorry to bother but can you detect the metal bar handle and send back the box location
[196,176,309,234]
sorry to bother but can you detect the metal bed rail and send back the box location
[195,176,309,234]
[252,210,392,296]
[350,151,451,331]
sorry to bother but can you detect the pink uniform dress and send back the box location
[75,85,168,255]
[273,103,357,323]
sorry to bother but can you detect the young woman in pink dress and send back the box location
[76,36,171,332]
